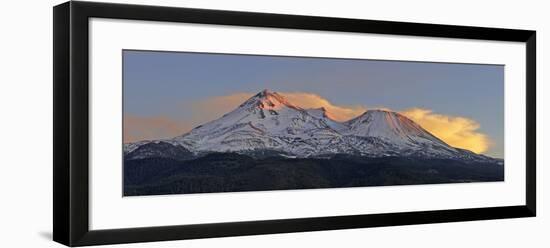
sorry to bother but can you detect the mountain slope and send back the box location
[169,90,345,156]
[125,89,497,162]
[340,110,463,158]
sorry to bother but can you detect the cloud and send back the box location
[188,93,255,124]
[124,94,255,143]
[189,92,366,122]
[400,108,492,154]
[280,92,366,121]
[123,115,191,143]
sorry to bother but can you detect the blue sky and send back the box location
[123,50,504,158]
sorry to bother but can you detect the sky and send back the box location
[123,50,504,158]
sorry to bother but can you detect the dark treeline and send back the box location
[124,153,504,196]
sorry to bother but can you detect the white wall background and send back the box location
[0,0,546,247]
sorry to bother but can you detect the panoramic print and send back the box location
[123,50,504,196]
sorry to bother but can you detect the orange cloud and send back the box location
[400,108,492,154]
[189,92,366,122]
[188,93,254,123]
[124,115,191,143]
[281,92,366,121]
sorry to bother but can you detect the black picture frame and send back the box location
[53,1,536,246]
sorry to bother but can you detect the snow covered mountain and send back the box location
[124,90,497,162]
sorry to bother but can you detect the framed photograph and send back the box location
[53,1,536,246]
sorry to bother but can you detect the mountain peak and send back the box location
[346,108,448,147]
[246,89,300,110]
[255,89,279,98]
[258,89,273,96]
[363,109,395,114]
[355,109,408,121]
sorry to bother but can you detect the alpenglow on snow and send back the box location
[124,89,496,162]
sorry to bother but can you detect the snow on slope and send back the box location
[169,90,345,156]
[345,109,445,145]
[342,110,462,158]
[125,89,494,161]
